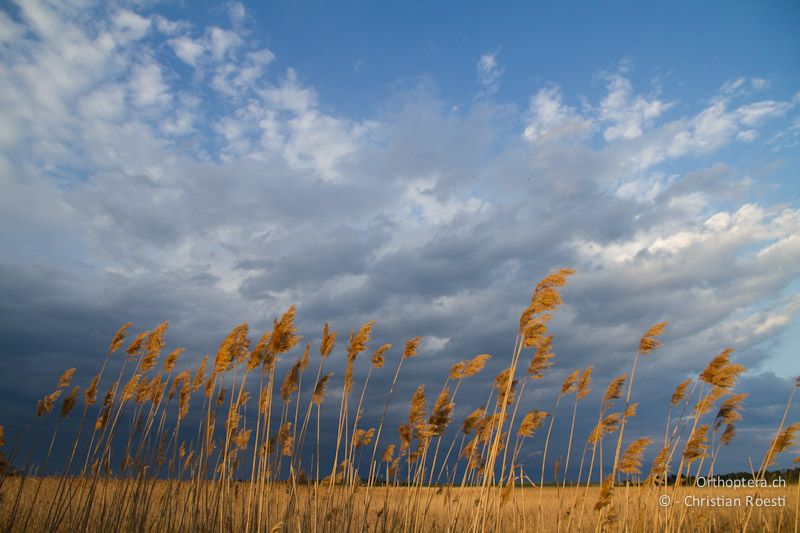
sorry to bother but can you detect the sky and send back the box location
[0,0,799,477]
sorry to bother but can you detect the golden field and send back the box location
[0,269,798,532]
[1,479,796,532]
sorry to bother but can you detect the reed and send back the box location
[0,269,796,533]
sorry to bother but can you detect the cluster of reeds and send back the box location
[0,269,797,532]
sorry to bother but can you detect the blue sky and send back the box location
[0,0,799,475]
[238,1,800,111]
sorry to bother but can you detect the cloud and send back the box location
[737,100,791,127]
[129,62,172,107]
[168,24,266,72]
[227,2,246,25]
[0,9,24,44]
[476,52,503,95]
[0,1,798,474]
[523,86,593,142]
[111,9,151,42]
[518,74,796,171]
[599,75,671,140]
[662,92,794,160]
[209,26,241,60]
[721,76,770,96]
[671,100,741,154]
[169,36,205,67]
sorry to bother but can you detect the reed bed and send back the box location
[0,269,797,532]
[3,479,794,532]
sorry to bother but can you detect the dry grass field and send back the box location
[0,269,798,532]
[1,479,796,531]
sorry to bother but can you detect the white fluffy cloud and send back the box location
[130,62,171,107]
[111,9,151,42]
[227,2,246,24]
[169,36,205,66]
[599,75,671,140]
[476,52,503,95]
[521,75,797,175]
[523,86,593,142]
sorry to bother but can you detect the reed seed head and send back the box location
[320,322,336,358]
[122,374,141,403]
[398,423,411,452]
[409,385,426,427]
[403,336,421,359]
[494,367,518,406]
[500,476,514,507]
[36,390,61,416]
[670,378,692,406]
[169,371,190,401]
[594,474,614,511]
[214,323,249,375]
[683,425,709,462]
[57,368,76,389]
[135,375,152,404]
[521,315,551,347]
[382,444,395,462]
[142,321,169,372]
[177,381,190,421]
[371,343,391,368]
[413,422,437,443]
[109,322,133,354]
[535,268,577,292]
[517,410,548,437]
[268,306,301,357]
[700,348,746,390]
[638,321,667,354]
[234,429,251,450]
[281,359,301,401]
[126,331,148,357]
[715,393,747,429]
[561,368,581,396]
[428,388,454,435]
[163,348,184,373]
[85,374,100,405]
[312,372,333,405]
[352,428,375,450]
[278,422,294,456]
[645,446,670,485]
[721,424,736,445]
[449,361,466,379]
[463,407,484,434]
[464,354,491,377]
[695,386,726,415]
[192,355,208,392]
[248,331,270,371]
[527,335,554,378]
[603,374,627,408]
[389,456,400,477]
[518,268,576,336]
[575,366,593,400]
[529,273,573,315]
[589,412,621,443]
[60,386,80,418]
[298,342,310,371]
[768,422,800,465]
[103,382,117,408]
[347,320,375,359]
[619,438,652,475]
